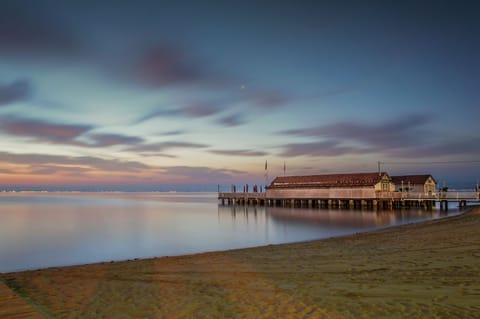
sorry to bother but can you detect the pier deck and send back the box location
[218,191,480,209]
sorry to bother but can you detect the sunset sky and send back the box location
[1,0,479,190]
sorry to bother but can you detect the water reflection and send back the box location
[267,207,440,227]
[218,204,459,231]
[0,193,462,273]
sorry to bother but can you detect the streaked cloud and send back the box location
[281,114,431,150]
[280,140,371,157]
[0,117,145,149]
[279,115,480,160]
[0,151,249,185]
[209,149,269,157]
[216,113,246,127]
[161,166,246,182]
[0,151,150,173]
[30,164,91,176]
[244,90,290,109]
[0,79,32,106]
[160,129,186,136]
[136,88,291,127]
[138,102,221,123]
[0,116,92,145]
[87,133,144,147]
[387,137,480,158]
[131,45,227,88]
[126,141,208,153]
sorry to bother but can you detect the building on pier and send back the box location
[263,172,400,209]
[266,172,395,199]
[391,175,436,195]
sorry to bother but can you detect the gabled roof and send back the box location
[268,172,389,189]
[391,175,436,185]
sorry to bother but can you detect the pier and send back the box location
[218,192,267,206]
[219,172,479,210]
[218,191,480,210]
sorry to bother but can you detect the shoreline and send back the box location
[2,206,479,318]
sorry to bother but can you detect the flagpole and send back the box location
[265,160,268,188]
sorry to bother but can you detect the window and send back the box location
[382,182,389,192]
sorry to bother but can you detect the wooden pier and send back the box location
[218,192,267,206]
[218,191,480,210]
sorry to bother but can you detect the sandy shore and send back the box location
[2,207,480,319]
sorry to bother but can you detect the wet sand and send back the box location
[2,206,479,318]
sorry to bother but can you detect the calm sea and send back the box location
[0,192,461,273]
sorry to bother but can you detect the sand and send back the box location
[1,206,479,319]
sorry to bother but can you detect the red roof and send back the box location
[268,172,388,189]
[391,175,435,185]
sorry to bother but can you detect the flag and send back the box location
[264,160,268,186]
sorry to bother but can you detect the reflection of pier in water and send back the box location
[217,204,451,229]
[217,204,272,243]
[265,206,442,228]
[218,204,261,221]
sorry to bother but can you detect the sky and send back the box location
[0,0,479,191]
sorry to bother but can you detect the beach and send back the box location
[1,206,479,319]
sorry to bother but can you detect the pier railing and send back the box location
[377,191,479,201]
[218,190,479,210]
[218,192,266,199]
[219,191,479,202]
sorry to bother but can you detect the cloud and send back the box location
[126,141,208,153]
[280,140,372,157]
[72,156,150,172]
[136,90,290,127]
[132,45,228,88]
[281,114,431,150]
[0,151,250,185]
[161,129,186,136]
[130,44,290,125]
[30,164,91,176]
[209,149,269,157]
[279,114,480,159]
[387,137,480,158]
[0,151,150,173]
[216,113,246,127]
[87,133,144,147]
[0,3,78,57]
[0,117,146,149]
[138,102,221,123]
[0,79,32,106]
[161,166,246,182]
[181,103,221,117]
[244,90,290,109]
[0,116,92,145]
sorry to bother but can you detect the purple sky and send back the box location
[0,0,479,190]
